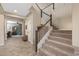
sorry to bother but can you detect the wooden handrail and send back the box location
[53,3,55,10]
[42,3,55,10]
[35,3,55,18]
[42,3,53,10]
[39,14,52,30]
[41,10,42,17]
[35,30,38,52]
[35,14,52,53]
[43,19,50,27]
[35,3,50,17]
[38,19,50,30]
[42,11,50,17]
[35,3,41,10]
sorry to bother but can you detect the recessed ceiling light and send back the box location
[14,10,18,13]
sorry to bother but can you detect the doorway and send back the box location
[7,20,22,38]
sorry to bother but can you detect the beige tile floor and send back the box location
[0,37,35,56]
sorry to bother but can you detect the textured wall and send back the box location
[26,13,34,44]
[0,15,4,46]
[54,16,72,30]
[72,4,79,47]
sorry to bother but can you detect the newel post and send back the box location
[50,14,52,26]
[41,10,42,18]
[35,29,38,53]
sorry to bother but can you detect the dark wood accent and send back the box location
[43,20,50,27]
[35,14,53,53]
[35,30,38,52]
[53,3,55,10]
[50,14,53,26]
[35,3,41,10]
[35,3,50,17]
[42,11,50,17]
[37,25,43,30]
[35,3,55,17]
[41,10,42,18]
[52,25,58,30]
[40,20,50,29]
[37,19,50,31]
[37,14,53,32]
[42,3,53,10]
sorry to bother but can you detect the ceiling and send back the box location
[1,3,33,16]
[1,3,72,18]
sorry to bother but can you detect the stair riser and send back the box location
[43,45,68,56]
[46,40,74,54]
[50,33,72,39]
[48,36,72,45]
[52,31,72,34]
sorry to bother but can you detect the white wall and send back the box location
[26,13,34,44]
[25,18,28,35]
[25,6,41,45]
[0,15,4,46]
[72,4,79,47]
[54,16,72,30]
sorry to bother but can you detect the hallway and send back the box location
[0,37,34,56]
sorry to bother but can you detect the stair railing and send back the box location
[35,14,52,52]
[35,3,54,53]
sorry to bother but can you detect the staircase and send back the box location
[37,30,74,56]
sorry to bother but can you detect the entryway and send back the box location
[7,20,22,38]
[0,16,35,56]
